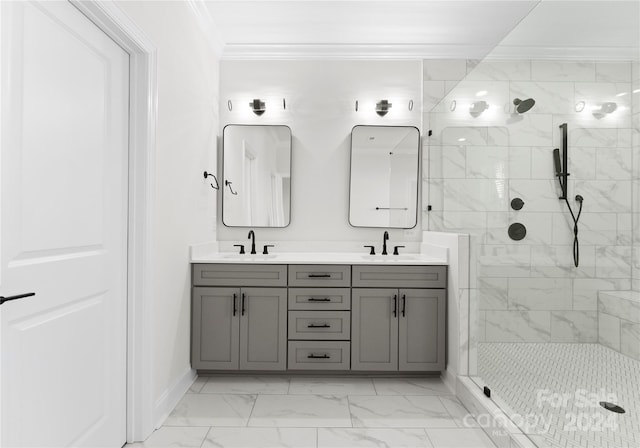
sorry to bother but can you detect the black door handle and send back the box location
[0,292,35,305]
[308,274,331,278]
[241,293,246,315]
[402,294,406,317]
[307,323,331,328]
[392,294,397,317]
[307,354,330,359]
[308,297,330,302]
[233,293,237,316]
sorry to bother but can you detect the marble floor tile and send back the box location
[200,375,290,395]
[202,427,317,448]
[373,377,453,396]
[163,393,256,427]
[318,428,434,448]
[437,395,480,428]
[289,376,376,395]
[425,428,496,448]
[349,395,458,428]
[248,394,352,427]
[126,426,210,447]
[187,376,208,394]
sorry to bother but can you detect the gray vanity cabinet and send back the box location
[352,288,445,371]
[351,265,447,372]
[192,264,287,371]
[398,289,446,371]
[192,263,446,373]
[351,288,399,371]
[192,287,239,370]
[192,286,287,370]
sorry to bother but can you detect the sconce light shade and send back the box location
[469,100,489,117]
[376,100,392,116]
[592,102,617,118]
[250,98,265,116]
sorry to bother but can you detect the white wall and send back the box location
[115,0,220,428]
[217,60,423,251]
[632,61,640,290]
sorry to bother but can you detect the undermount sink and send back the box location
[360,254,417,261]
[221,253,278,260]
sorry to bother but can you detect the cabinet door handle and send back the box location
[308,297,330,302]
[241,293,246,316]
[307,323,330,328]
[402,294,406,317]
[0,292,35,305]
[307,354,330,359]
[233,293,237,316]
[308,273,331,278]
[392,294,397,317]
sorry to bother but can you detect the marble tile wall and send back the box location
[598,291,640,361]
[423,59,635,345]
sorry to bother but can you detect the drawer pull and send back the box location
[308,297,331,302]
[308,273,331,278]
[307,323,330,328]
[307,353,330,359]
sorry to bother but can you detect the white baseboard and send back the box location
[153,367,197,429]
[441,366,457,394]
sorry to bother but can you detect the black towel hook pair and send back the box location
[203,171,238,195]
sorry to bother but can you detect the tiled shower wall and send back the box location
[423,59,636,345]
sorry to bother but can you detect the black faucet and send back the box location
[382,231,389,255]
[248,230,256,254]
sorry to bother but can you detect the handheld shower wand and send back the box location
[554,123,583,267]
[553,148,562,177]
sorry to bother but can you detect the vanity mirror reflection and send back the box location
[222,125,292,227]
[349,125,420,228]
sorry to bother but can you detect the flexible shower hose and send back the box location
[562,195,584,267]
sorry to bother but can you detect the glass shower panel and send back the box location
[426,2,639,447]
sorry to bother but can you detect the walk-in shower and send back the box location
[426,1,639,447]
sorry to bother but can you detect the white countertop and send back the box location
[190,251,447,265]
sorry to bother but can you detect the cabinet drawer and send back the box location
[288,311,350,340]
[193,264,287,287]
[288,288,351,310]
[287,341,350,370]
[352,265,446,288]
[288,265,351,287]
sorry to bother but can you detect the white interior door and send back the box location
[0,1,129,446]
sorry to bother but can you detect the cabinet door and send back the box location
[398,289,446,371]
[351,288,398,371]
[239,287,287,370]
[192,287,240,370]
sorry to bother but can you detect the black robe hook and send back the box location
[203,171,219,190]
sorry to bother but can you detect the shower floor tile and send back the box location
[478,343,640,448]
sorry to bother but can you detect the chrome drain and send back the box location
[600,401,625,414]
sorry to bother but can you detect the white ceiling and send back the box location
[201,0,640,60]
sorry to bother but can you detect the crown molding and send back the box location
[489,45,640,61]
[185,0,225,57]
[219,44,496,60]
[218,43,639,61]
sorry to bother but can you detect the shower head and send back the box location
[513,98,536,114]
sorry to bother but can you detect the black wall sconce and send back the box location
[250,99,265,116]
[376,100,392,116]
